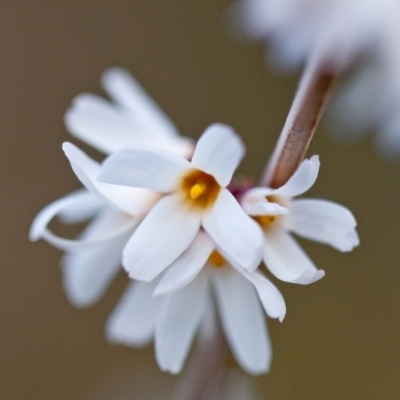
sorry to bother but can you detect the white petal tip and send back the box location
[291,269,325,285]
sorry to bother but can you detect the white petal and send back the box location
[263,229,325,285]
[273,155,320,197]
[63,142,157,216]
[191,124,245,186]
[106,280,161,347]
[65,94,150,154]
[101,67,180,139]
[30,190,96,241]
[155,273,208,374]
[286,199,359,251]
[249,201,288,216]
[240,186,275,214]
[230,263,286,322]
[99,147,190,193]
[57,190,102,224]
[62,209,133,307]
[153,231,214,295]
[122,194,201,281]
[203,189,263,272]
[212,267,271,375]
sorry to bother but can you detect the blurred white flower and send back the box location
[242,156,359,284]
[107,231,286,375]
[233,0,400,156]
[99,123,264,278]
[30,68,194,307]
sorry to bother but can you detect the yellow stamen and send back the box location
[209,250,226,268]
[181,169,220,209]
[189,183,208,200]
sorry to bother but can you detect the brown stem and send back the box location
[261,57,339,188]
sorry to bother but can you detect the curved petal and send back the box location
[122,194,201,281]
[63,142,157,216]
[229,262,286,322]
[212,267,271,375]
[191,124,245,186]
[203,189,263,272]
[240,186,275,214]
[106,280,161,347]
[101,67,180,139]
[249,201,288,216]
[155,272,208,374]
[57,190,102,224]
[30,190,97,241]
[153,231,214,295]
[262,229,325,285]
[61,209,133,307]
[285,199,359,251]
[273,155,320,197]
[99,147,191,193]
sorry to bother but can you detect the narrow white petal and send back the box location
[263,229,325,285]
[249,201,288,216]
[101,67,180,139]
[191,124,245,186]
[203,189,263,272]
[62,209,133,307]
[57,190,102,224]
[106,280,161,347]
[153,231,214,295]
[285,199,359,251]
[212,267,271,375]
[273,155,320,197]
[63,142,157,216]
[227,258,286,321]
[240,186,275,214]
[65,94,150,154]
[155,273,208,374]
[30,190,96,241]
[99,147,190,192]
[123,194,201,281]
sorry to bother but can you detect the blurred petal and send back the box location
[106,280,161,347]
[62,209,133,307]
[286,199,359,251]
[212,267,271,375]
[63,142,157,216]
[123,194,201,281]
[273,155,320,197]
[203,189,263,272]
[99,147,190,193]
[101,67,180,139]
[57,190,102,224]
[30,190,96,241]
[155,273,208,374]
[191,124,245,186]
[249,201,288,216]
[263,229,325,285]
[153,231,214,295]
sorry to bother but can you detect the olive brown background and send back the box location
[1,1,399,399]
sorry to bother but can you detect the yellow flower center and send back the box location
[208,250,226,268]
[253,214,276,227]
[181,169,220,209]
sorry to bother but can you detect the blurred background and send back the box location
[1,1,400,399]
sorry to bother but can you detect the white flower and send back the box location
[242,156,359,284]
[30,67,194,306]
[233,0,400,155]
[106,231,286,375]
[99,123,264,279]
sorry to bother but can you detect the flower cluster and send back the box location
[31,68,359,375]
[233,0,400,156]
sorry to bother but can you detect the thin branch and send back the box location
[261,56,340,188]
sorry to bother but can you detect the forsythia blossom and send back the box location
[31,67,359,376]
[233,0,400,155]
